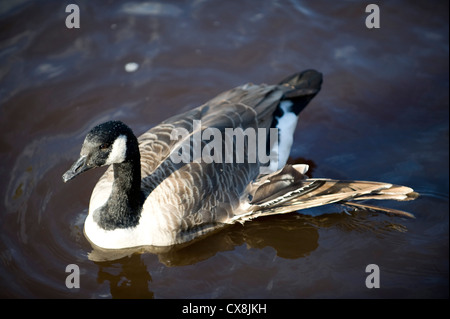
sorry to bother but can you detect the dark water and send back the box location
[0,0,448,299]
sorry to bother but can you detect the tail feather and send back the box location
[235,164,417,223]
[278,69,323,115]
[340,202,416,219]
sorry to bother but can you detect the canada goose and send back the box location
[63,70,418,249]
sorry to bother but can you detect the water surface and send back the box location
[0,0,448,298]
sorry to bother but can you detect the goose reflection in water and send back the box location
[92,206,410,298]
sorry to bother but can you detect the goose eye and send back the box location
[99,143,110,150]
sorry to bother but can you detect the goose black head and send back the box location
[63,120,136,182]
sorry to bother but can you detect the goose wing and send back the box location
[233,164,418,223]
[137,82,281,176]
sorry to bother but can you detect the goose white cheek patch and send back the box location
[106,135,127,164]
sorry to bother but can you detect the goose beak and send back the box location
[62,155,90,183]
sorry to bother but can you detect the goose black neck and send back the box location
[94,136,144,230]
